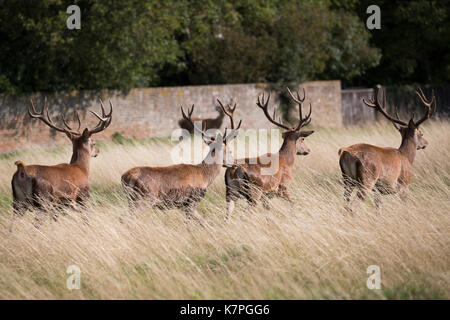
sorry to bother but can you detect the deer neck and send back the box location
[279,138,296,167]
[200,149,222,186]
[398,135,416,164]
[70,146,91,175]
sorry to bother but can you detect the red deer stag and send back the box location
[121,100,241,223]
[224,87,314,218]
[11,98,113,224]
[338,87,434,213]
[178,105,225,134]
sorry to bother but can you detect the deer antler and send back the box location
[181,104,216,142]
[87,99,113,135]
[29,97,113,138]
[286,87,312,131]
[256,92,291,131]
[29,98,81,137]
[217,99,242,144]
[363,87,408,126]
[414,88,435,127]
[181,101,242,145]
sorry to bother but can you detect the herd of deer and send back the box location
[9,86,435,228]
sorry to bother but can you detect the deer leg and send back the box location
[9,200,26,232]
[75,189,91,225]
[185,207,206,227]
[246,189,260,210]
[33,208,49,229]
[247,199,258,208]
[76,188,89,208]
[226,199,235,220]
[398,184,408,203]
[261,197,271,210]
[279,186,293,203]
[349,188,366,214]
[351,181,377,214]
[225,181,238,220]
[373,189,382,214]
[342,175,355,213]
[120,186,147,223]
[11,197,28,231]
[120,198,144,224]
[349,162,379,214]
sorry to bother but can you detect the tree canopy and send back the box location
[0,0,448,94]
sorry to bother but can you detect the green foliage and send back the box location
[111,132,135,145]
[177,0,380,85]
[5,0,447,93]
[0,0,182,93]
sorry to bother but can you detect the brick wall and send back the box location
[0,81,341,151]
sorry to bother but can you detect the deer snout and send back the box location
[418,142,428,150]
[297,146,310,155]
[92,146,99,157]
[417,137,428,150]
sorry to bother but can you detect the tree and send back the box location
[171,0,380,85]
[353,0,450,86]
[0,0,383,93]
[0,0,182,93]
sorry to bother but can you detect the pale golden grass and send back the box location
[0,121,449,299]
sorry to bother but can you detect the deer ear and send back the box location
[82,128,90,139]
[299,130,314,138]
[408,118,415,129]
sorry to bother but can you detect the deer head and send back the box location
[363,86,434,150]
[29,98,113,159]
[257,87,314,155]
[181,100,241,166]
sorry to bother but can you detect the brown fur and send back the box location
[122,161,221,210]
[12,130,95,217]
[223,87,314,218]
[10,99,112,227]
[122,101,240,223]
[225,130,314,217]
[339,116,430,213]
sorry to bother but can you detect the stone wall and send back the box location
[341,88,376,126]
[0,81,341,151]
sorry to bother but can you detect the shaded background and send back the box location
[0,0,448,93]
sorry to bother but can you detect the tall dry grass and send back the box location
[0,121,448,299]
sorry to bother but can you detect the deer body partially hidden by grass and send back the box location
[339,87,434,213]
[225,88,314,218]
[121,101,241,223]
[11,98,113,226]
[178,105,225,134]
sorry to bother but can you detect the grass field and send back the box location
[0,121,449,299]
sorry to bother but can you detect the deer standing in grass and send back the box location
[178,105,225,134]
[11,98,113,226]
[224,87,314,218]
[121,100,241,223]
[338,87,434,213]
